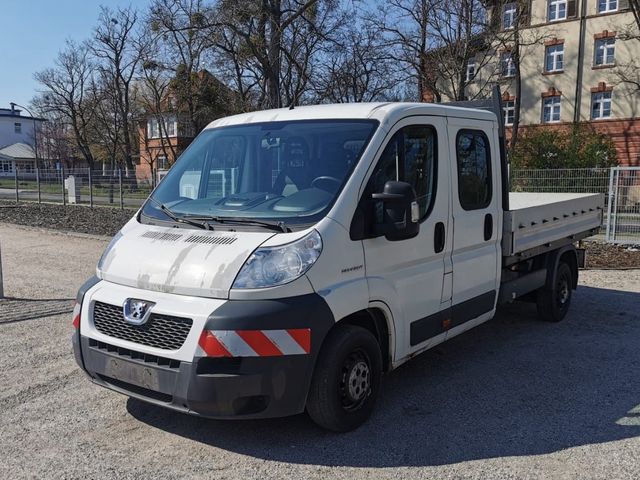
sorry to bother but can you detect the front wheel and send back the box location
[537,261,573,322]
[306,324,382,432]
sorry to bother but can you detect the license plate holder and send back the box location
[104,357,161,391]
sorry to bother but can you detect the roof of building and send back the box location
[0,108,46,122]
[205,102,496,131]
[0,142,36,159]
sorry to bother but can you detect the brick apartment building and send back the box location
[431,0,640,164]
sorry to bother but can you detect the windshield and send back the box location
[141,119,378,227]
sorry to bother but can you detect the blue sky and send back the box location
[1,0,151,110]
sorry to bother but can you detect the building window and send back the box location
[14,122,22,134]
[165,116,177,137]
[548,0,567,21]
[595,38,615,66]
[503,100,515,126]
[545,44,564,72]
[148,118,160,138]
[591,91,612,119]
[156,154,169,170]
[501,52,516,77]
[456,130,492,210]
[0,160,13,173]
[503,3,517,29]
[466,59,476,82]
[598,0,617,12]
[542,96,561,123]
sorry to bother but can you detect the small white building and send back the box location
[0,143,37,177]
[0,106,44,177]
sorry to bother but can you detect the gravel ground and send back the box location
[1,224,640,480]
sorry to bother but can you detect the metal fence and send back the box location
[2,165,639,244]
[510,167,611,199]
[510,167,640,245]
[605,167,640,245]
[0,168,155,209]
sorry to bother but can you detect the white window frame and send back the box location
[598,0,618,13]
[591,91,612,119]
[542,96,562,123]
[501,52,516,77]
[165,115,177,137]
[594,38,616,66]
[14,122,22,134]
[503,3,517,29]
[156,154,168,170]
[466,59,476,82]
[148,118,160,139]
[545,44,564,72]
[548,0,567,21]
[503,100,515,126]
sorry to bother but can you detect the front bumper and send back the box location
[72,292,335,419]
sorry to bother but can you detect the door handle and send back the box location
[434,222,445,253]
[484,213,493,241]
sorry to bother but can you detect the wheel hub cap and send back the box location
[346,360,370,403]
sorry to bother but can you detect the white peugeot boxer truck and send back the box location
[72,89,603,431]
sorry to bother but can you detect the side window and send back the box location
[455,130,492,210]
[368,125,437,220]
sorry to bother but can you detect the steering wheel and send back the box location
[311,176,341,193]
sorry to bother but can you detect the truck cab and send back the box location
[72,99,602,431]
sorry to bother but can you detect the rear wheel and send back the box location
[537,261,573,322]
[306,324,382,432]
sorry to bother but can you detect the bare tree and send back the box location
[368,0,441,102]
[489,0,552,150]
[147,0,215,133]
[429,0,495,101]
[92,5,143,178]
[33,40,99,170]
[314,22,401,102]
[213,0,323,108]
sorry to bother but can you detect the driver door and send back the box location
[361,116,452,361]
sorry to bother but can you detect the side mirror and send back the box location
[371,181,420,241]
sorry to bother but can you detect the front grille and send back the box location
[92,301,192,351]
[89,338,181,369]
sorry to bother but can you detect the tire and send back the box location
[536,261,573,322]
[306,324,382,432]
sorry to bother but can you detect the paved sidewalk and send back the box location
[1,223,639,480]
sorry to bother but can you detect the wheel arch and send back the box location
[332,305,395,372]
[544,244,578,290]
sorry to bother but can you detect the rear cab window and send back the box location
[455,130,492,210]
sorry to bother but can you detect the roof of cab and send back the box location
[205,102,496,130]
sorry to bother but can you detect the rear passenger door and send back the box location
[447,119,501,334]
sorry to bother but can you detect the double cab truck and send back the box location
[72,89,603,431]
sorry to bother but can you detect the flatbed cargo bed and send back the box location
[503,192,604,260]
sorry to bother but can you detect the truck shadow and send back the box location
[127,284,640,467]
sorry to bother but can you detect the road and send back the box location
[1,222,639,480]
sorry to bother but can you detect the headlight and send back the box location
[232,230,322,289]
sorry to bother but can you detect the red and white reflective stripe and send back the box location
[72,302,81,329]
[198,329,311,357]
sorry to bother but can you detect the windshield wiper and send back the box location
[182,214,291,233]
[146,197,213,230]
